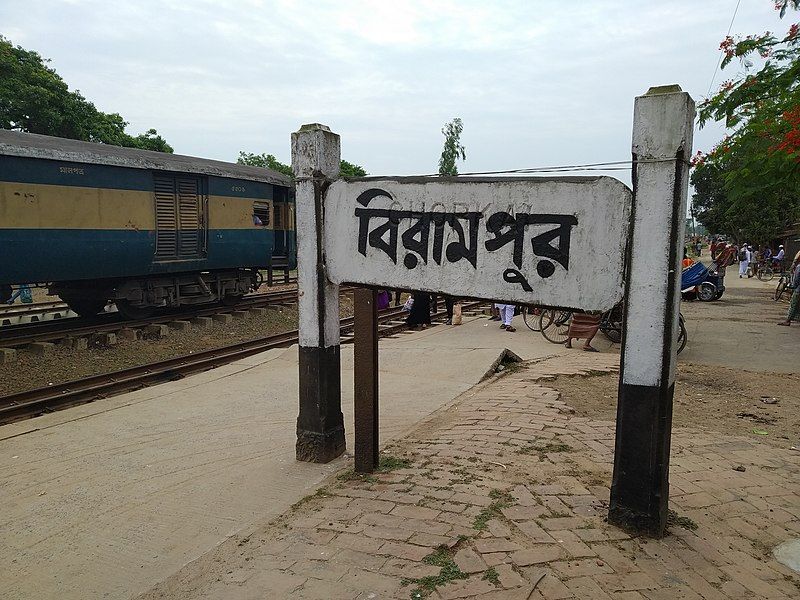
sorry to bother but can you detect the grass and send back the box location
[336,470,378,483]
[473,489,515,531]
[667,509,698,531]
[335,454,412,484]
[290,487,332,510]
[482,567,500,586]
[449,467,480,485]
[377,455,413,472]
[516,441,573,460]
[403,546,469,598]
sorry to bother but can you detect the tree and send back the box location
[0,36,172,152]
[438,118,466,176]
[694,1,800,241]
[237,151,367,179]
[339,159,367,178]
[237,152,294,178]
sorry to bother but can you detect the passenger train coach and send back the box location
[0,130,295,319]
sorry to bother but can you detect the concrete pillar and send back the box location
[609,85,695,537]
[292,123,346,463]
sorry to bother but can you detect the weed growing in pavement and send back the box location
[473,489,515,531]
[449,467,479,485]
[516,441,573,460]
[667,509,698,531]
[482,567,500,586]
[377,455,412,472]
[403,545,469,598]
[290,488,332,511]
[336,469,378,483]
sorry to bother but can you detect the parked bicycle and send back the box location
[774,271,794,302]
[537,305,686,354]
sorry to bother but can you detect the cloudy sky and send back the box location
[0,0,789,179]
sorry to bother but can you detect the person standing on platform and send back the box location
[778,253,800,327]
[495,303,516,332]
[565,312,602,352]
[406,291,431,329]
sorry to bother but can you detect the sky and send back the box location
[0,0,791,181]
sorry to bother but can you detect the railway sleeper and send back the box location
[51,269,259,320]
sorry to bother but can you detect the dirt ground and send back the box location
[547,362,799,447]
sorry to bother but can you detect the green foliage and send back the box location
[404,546,469,598]
[339,159,367,178]
[237,152,366,180]
[482,567,500,586]
[376,455,412,472]
[438,117,466,176]
[690,159,791,243]
[472,489,514,530]
[237,152,294,178]
[0,36,172,152]
[694,2,800,240]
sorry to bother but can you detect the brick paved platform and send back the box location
[140,353,800,600]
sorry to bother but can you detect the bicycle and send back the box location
[774,271,793,302]
[521,305,545,332]
[538,308,572,344]
[539,305,686,354]
[755,261,775,282]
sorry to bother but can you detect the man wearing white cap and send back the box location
[738,243,751,278]
[773,245,785,269]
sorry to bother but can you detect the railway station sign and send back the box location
[324,176,632,311]
[294,85,696,538]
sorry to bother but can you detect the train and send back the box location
[0,130,296,319]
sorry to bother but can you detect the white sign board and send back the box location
[324,177,632,311]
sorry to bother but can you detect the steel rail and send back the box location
[0,288,305,348]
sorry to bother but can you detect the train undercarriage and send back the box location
[50,269,261,319]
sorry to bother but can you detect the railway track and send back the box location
[0,300,72,323]
[0,301,485,425]
[0,278,299,327]
[0,287,306,348]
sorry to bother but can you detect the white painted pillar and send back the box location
[609,85,695,536]
[291,123,345,462]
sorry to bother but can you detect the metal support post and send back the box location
[609,85,695,536]
[292,123,346,463]
[353,287,379,473]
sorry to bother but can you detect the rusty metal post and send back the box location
[354,287,379,473]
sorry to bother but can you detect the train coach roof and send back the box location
[0,129,292,186]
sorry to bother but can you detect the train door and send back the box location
[272,186,288,257]
[154,174,208,260]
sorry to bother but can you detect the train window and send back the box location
[274,204,283,228]
[253,202,270,227]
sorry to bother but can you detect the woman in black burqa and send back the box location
[406,291,431,328]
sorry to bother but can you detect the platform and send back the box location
[0,312,583,600]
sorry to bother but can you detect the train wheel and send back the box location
[63,296,108,317]
[115,300,155,320]
[221,294,244,307]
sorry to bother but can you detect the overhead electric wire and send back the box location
[706,0,742,99]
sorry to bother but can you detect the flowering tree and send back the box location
[692,1,800,242]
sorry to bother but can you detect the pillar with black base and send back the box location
[609,86,695,537]
[292,123,346,463]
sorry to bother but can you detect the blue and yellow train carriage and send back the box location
[0,130,295,318]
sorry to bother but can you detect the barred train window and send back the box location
[253,201,270,227]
